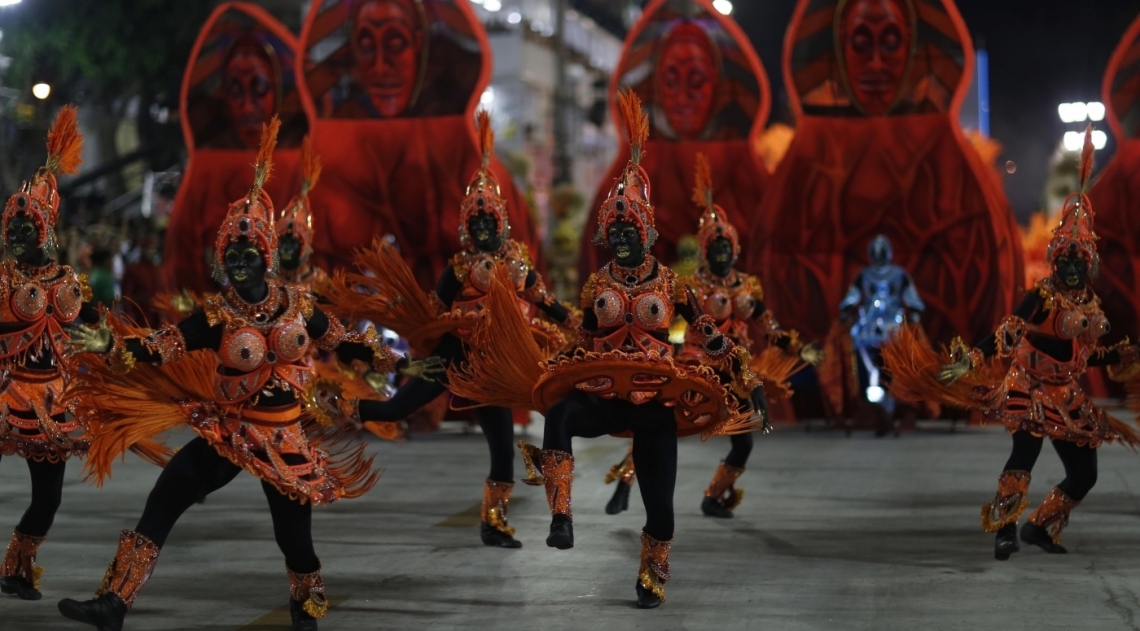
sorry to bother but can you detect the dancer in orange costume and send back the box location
[884,131,1140,562]
[57,119,438,631]
[322,111,575,548]
[447,92,768,608]
[603,153,821,519]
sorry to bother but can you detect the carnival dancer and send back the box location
[884,130,1140,562]
[0,107,115,602]
[446,91,769,608]
[603,153,821,519]
[56,118,440,631]
[839,235,925,419]
[321,111,575,549]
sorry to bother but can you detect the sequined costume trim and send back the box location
[980,469,1030,532]
[287,564,328,619]
[0,369,85,462]
[637,531,672,602]
[95,530,160,609]
[0,529,45,590]
[703,461,745,510]
[1027,486,1079,546]
[540,449,574,518]
[481,479,516,536]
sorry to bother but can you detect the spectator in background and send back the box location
[88,248,116,308]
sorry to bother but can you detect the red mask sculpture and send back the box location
[352,0,424,118]
[225,41,278,149]
[655,24,719,138]
[838,0,911,116]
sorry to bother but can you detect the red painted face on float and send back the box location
[225,44,277,149]
[840,0,911,116]
[353,0,423,118]
[655,26,718,138]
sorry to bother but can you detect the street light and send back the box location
[1058,101,1106,123]
[0,0,22,7]
[1063,130,1108,151]
[483,0,501,10]
[32,83,50,100]
[712,0,733,14]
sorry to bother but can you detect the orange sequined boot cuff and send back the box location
[981,469,1031,532]
[1027,486,1080,545]
[704,461,745,510]
[287,563,328,619]
[605,447,636,486]
[481,479,516,536]
[637,531,673,603]
[95,530,160,609]
[0,529,46,590]
[541,449,574,518]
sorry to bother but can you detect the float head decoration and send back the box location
[224,37,280,149]
[692,152,738,266]
[655,21,720,138]
[594,89,657,250]
[276,135,321,265]
[1047,126,1099,278]
[213,116,281,282]
[837,0,914,116]
[352,0,427,118]
[3,105,83,259]
[459,110,509,249]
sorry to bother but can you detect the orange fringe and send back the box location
[46,105,83,175]
[447,265,544,410]
[691,152,713,209]
[750,347,804,401]
[72,349,219,486]
[476,109,493,168]
[618,89,649,164]
[880,325,1003,410]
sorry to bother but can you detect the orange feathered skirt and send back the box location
[72,351,379,505]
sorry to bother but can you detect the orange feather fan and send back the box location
[618,88,649,165]
[476,109,494,169]
[45,105,83,176]
[252,115,281,194]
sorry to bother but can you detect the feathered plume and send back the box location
[45,105,83,176]
[476,109,494,169]
[691,152,713,210]
[1079,124,1094,192]
[251,116,281,196]
[299,135,322,198]
[618,88,649,165]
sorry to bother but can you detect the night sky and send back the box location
[733,0,1140,220]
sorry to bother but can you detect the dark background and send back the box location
[735,0,1140,219]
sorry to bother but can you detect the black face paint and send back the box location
[1053,245,1088,290]
[224,239,268,300]
[468,212,501,252]
[706,237,734,277]
[608,221,645,269]
[5,214,44,266]
[278,234,304,271]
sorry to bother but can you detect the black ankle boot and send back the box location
[701,495,734,519]
[290,599,320,630]
[0,575,41,600]
[994,523,1019,560]
[635,580,662,609]
[1020,522,1067,554]
[58,593,127,631]
[547,514,574,550]
[605,481,631,515]
[480,522,522,549]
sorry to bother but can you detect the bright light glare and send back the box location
[1087,101,1106,122]
[507,11,522,24]
[0,0,22,7]
[1092,130,1107,150]
[31,83,50,100]
[866,386,885,403]
[470,0,484,4]
[1062,131,1082,152]
[1059,102,1093,123]
[484,0,502,10]
[712,0,733,14]
[480,87,495,105]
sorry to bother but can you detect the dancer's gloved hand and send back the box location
[799,343,824,366]
[363,370,389,394]
[938,355,972,385]
[749,386,772,434]
[65,312,113,356]
[171,289,196,314]
[399,356,446,382]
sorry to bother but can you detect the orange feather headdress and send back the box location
[276,135,321,262]
[1047,126,1099,277]
[593,89,657,249]
[3,105,84,256]
[458,109,509,249]
[692,152,739,264]
[213,116,280,280]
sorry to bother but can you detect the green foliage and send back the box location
[1,0,214,96]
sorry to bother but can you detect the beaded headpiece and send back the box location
[276,135,321,263]
[3,106,83,259]
[213,116,280,281]
[1047,126,1099,278]
[458,110,509,249]
[692,152,739,265]
[594,89,658,249]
